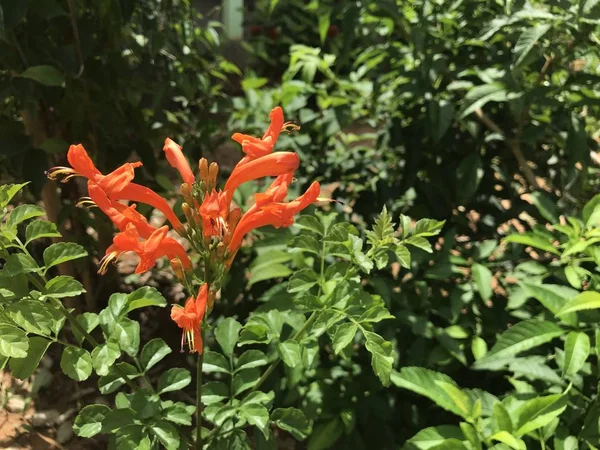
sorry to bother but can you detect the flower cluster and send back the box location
[47,107,320,353]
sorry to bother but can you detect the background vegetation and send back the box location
[2,0,600,448]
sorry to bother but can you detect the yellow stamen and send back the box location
[76,198,97,208]
[46,167,80,182]
[282,122,300,133]
[98,251,119,274]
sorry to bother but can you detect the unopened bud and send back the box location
[216,242,226,258]
[170,258,185,282]
[207,290,216,309]
[208,162,219,183]
[181,183,191,198]
[182,203,195,225]
[199,158,209,182]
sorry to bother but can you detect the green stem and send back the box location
[251,311,318,393]
[195,329,205,449]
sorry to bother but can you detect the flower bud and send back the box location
[181,183,191,198]
[170,258,185,282]
[199,158,209,182]
[182,203,195,225]
[208,162,219,188]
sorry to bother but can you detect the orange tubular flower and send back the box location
[223,152,300,206]
[164,138,195,186]
[199,189,230,238]
[111,183,183,232]
[227,181,321,256]
[87,183,156,239]
[47,144,142,197]
[99,224,191,274]
[171,284,208,353]
[231,106,285,164]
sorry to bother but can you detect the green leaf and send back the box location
[72,312,99,346]
[98,362,138,394]
[391,367,471,419]
[288,269,319,293]
[43,242,87,269]
[73,404,111,438]
[435,381,473,418]
[395,245,411,269]
[522,283,578,325]
[164,402,195,426]
[563,331,590,377]
[232,368,260,396]
[332,322,357,354]
[215,317,242,356]
[531,191,558,223]
[513,24,551,67]
[471,337,488,360]
[456,154,484,205]
[126,287,167,312]
[0,183,29,208]
[92,341,121,376]
[556,291,600,316]
[101,408,136,433]
[20,65,65,86]
[249,263,292,285]
[583,194,600,225]
[490,431,526,450]
[493,402,513,433]
[130,389,161,419]
[405,236,433,253]
[44,276,85,298]
[514,389,570,436]
[0,324,29,358]
[406,425,465,449]
[8,300,53,335]
[277,340,302,368]
[474,320,564,369]
[460,83,508,119]
[60,347,93,381]
[236,349,268,371]
[203,351,230,374]
[150,420,180,450]
[291,234,321,255]
[472,263,493,301]
[295,215,325,236]
[240,403,270,438]
[318,12,331,45]
[158,368,191,394]
[7,204,44,227]
[9,337,51,379]
[111,317,140,356]
[505,233,559,255]
[271,407,311,440]
[140,338,172,371]
[460,422,481,450]
[201,381,229,405]
[308,417,343,450]
[364,331,394,387]
[1,253,40,276]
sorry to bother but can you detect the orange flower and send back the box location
[163,138,195,185]
[223,152,300,206]
[47,144,142,197]
[87,183,156,239]
[199,189,230,238]
[99,224,190,274]
[171,284,208,353]
[231,107,285,164]
[227,181,320,255]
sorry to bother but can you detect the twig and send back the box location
[474,108,540,190]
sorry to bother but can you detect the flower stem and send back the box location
[195,328,205,449]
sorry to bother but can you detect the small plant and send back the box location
[1,107,442,448]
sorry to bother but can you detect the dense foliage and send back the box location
[2,0,600,449]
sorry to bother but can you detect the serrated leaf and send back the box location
[493,402,513,433]
[460,83,508,119]
[7,204,44,227]
[240,403,270,438]
[92,341,121,376]
[556,291,600,316]
[278,340,302,368]
[60,347,93,381]
[236,349,268,371]
[140,338,172,371]
[395,245,411,269]
[8,300,53,335]
[73,404,111,438]
[364,331,394,386]
[288,269,320,293]
[505,233,559,255]
[271,407,311,440]
[563,331,590,377]
[158,368,191,394]
[474,320,564,369]
[1,253,40,276]
[294,215,325,236]
[514,389,570,436]
[232,368,260,396]
[513,24,551,67]
[43,242,87,269]
[201,381,229,405]
[44,275,85,298]
[490,431,526,450]
[126,287,167,312]
[471,337,488,360]
[0,183,29,209]
[98,363,138,394]
[203,351,230,374]
[215,318,242,356]
[150,420,180,450]
[332,322,357,354]
[407,425,465,449]
[9,337,51,379]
